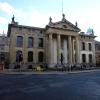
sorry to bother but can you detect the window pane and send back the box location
[28,51,33,62]
[82,54,86,63]
[89,43,92,51]
[38,38,43,47]
[16,51,23,62]
[0,54,5,61]
[82,42,85,50]
[16,36,23,47]
[38,52,44,62]
[89,54,92,63]
[28,37,33,48]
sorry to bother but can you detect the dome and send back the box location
[87,27,94,35]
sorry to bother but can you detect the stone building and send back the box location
[0,34,9,65]
[95,41,100,66]
[7,14,96,69]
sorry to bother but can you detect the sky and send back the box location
[0,0,100,41]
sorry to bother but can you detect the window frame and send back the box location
[38,52,44,62]
[27,51,33,62]
[28,37,34,48]
[38,38,43,48]
[82,54,86,63]
[16,36,23,47]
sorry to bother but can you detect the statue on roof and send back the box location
[49,16,52,23]
[48,16,53,26]
[12,15,15,23]
[62,13,66,22]
[75,21,78,27]
[11,15,18,25]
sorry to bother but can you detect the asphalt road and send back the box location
[1,71,100,100]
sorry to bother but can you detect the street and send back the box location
[1,70,100,100]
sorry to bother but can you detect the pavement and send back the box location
[0,68,100,74]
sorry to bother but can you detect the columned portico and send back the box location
[48,33,80,66]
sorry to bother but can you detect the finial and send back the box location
[12,15,15,22]
[49,16,52,23]
[62,13,65,19]
[48,16,52,25]
[75,21,78,27]
[92,29,94,35]
[62,13,66,22]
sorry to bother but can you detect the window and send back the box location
[82,54,86,63]
[0,54,5,61]
[16,36,23,47]
[0,44,4,50]
[28,51,33,62]
[38,38,43,47]
[82,42,85,50]
[89,54,92,63]
[88,43,92,51]
[28,37,33,48]
[38,52,44,62]
[16,50,23,62]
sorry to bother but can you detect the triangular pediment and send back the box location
[48,14,81,32]
[49,20,80,32]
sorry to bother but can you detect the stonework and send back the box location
[7,15,96,69]
[95,41,100,66]
[0,34,9,64]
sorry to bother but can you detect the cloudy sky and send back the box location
[0,0,100,41]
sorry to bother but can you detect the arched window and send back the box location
[16,36,23,47]
[82,54,86,63]
[89,54,92,63]
[16,50,23,62]
[38,38,43,47]
[38,52,44,62]
[28,37,33,48]
[28,51,33,62]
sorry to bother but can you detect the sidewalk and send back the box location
[1,68,100,75]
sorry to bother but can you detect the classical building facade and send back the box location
[7,14,96,69]
[95,41,100,66]
[0,34,9,65]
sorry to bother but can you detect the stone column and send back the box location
[49,34,53,64]
[72,38,75,64]
[92,41,96,64]
[68,36,72,64]
[57,34,61,64]
[76,36,80,63]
